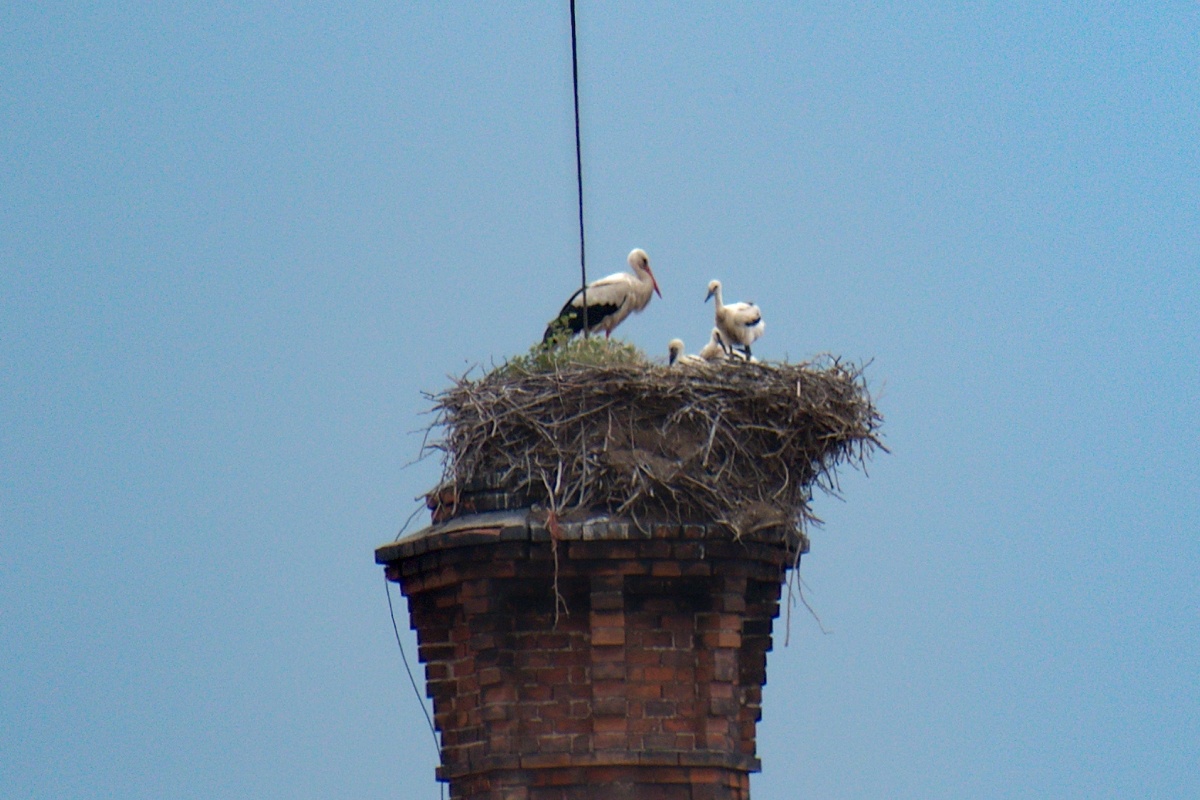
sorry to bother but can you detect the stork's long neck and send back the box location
[633,263,652,288]
[624,263,653,309]
[712,283,723,307]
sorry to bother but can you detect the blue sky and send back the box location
[2,2,1197,798]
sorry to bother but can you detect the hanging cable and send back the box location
[386,578,440,754]
[570,0,588,337]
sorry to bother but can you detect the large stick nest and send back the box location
[426,356,884,547]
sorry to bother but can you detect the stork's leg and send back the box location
[743,345,753,359]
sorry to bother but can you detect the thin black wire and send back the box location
[570,0,588,337]
[385,578,441,763]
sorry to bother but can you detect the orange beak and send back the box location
[648,268,662,298]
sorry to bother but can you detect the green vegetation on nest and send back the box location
[493,336,650,377]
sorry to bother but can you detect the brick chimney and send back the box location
[377,502,803,800]
[378,356,881,797]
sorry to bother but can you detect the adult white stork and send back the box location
[667,338,704,366]
[543,249,662,344]
[705,279,765,358]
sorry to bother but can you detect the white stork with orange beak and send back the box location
[705,279,765,359]
[543,249,662,344]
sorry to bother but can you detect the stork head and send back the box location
[667,338,684,365]
[628,248,662,298]
[705,279,721,303]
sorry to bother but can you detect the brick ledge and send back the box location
[436,750,762,781]
[376,509,807,565]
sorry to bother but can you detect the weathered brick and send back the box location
[538,735,575,754]
[589,590,624,611]
[588,611,624,628]
[590,627,625,646]
[626,648,659,666]
[628,716,662,735]
[591,680,628,699]
[673,733,696,750]
[481,704,509,722]
[709,697,739,716]
[644,700,676,718]
[642,733,678,750]
[659,650,694,669]
[592,696,627,716]
[715,593,747,613]
[700,631,742,648]
[522,684,552,702]
[592,732,629,750]
[638,665,677,682]
[536,633,572,650]
[522,750,575,768]
[712,651,738,682]
[708,683,734,700]
[592,716,627,734]
[552,684,586,702]
[553,717,591,735]
[662,716,694,734]
[650,561,683,577]
[418,643,456,663]
[536,667,569,685]
[483,684,516,704]
[591,661,625,680]
[589,644,624,663]
[554,648,589,668]
[632,629,674,649]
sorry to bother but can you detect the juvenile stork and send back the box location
[697,328,728,361]
[543,249,662,344]
[705,279,765,359]
[667,338,704,366]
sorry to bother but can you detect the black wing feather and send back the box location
[542,288,623,344]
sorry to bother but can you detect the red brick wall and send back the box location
[378,516,795,800]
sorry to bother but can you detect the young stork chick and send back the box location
[698,328,729,361]
[543,249,662,344]
[705,279,765,358]
[697,328,758,363]
[667,338,704,366]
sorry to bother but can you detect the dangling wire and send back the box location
[570,0,588,337]
[385,578,441,760]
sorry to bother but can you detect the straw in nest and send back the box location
[424,349,883,550]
